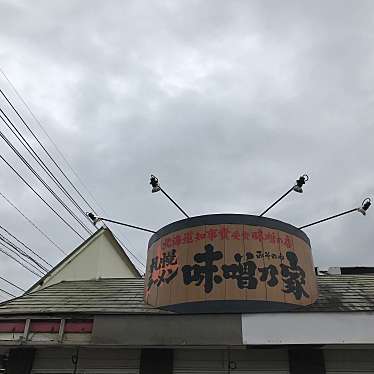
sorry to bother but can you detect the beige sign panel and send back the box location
[145,216,318,313]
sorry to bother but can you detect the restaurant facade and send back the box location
[0,216,373,373]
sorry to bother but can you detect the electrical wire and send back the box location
[0,106,96,229]
[0,122,145,272]
[0,223,52,268]
[0,239,46,275]
[0,237,48,274]
[0,244,43,277]
[0,69,145,269]
[0,235,48,274]
[0,190,66,255]
[112,232,146,271]
[0,287,15,298]
[0,153,85,240]
[91,203,146,271]
[0,276,25,292]
[109,225,146,272]
[0,113,93,235]
[0,82,100,217]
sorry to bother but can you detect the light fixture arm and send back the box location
[259,174,309,217]
[298,197,371,230]
[159,187,189,218]
[298,208,358,230]
[259,186,294,217]
[86,213,156,233]
[150,174,189,218]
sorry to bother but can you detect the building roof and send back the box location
[27,227,141,293]
[0,275,374,315]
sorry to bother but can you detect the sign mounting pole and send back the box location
[299,198,371,230]
[260,174,309,217]
[150,174,189,218]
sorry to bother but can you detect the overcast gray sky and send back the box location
[0,0,373,296]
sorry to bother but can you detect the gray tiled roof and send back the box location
[0,275,373,315]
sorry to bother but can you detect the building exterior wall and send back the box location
[92,315,243,346]
[324,349,374,373]
[173,348,289,374]
[30,347,289,374]
[35,232,136,290]
[2,346,373,374]
[31,347,141,374]
[242,312,374,345]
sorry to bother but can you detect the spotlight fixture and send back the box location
[358,198,372,216]
[293,174,309,193]
[150,175,161,193]
[86,212,100,225]
[260,173,309,217]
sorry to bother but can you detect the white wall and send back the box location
[34,230,137,292]
[242,312,374,345]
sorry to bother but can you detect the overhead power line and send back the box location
[87,214,150,271]
[0,70,145,271]
[0,105,96,230]
[0,69,145,271]
[109,224,146,269]
[0,113,93,236]
[0,237,48,274]
[0,223,52,268]
[0,153,86,240]
[0,276,25,292]
[0,83,100,217]
[0,235,48,274]
[112,232,146,270]
[0,190,66,255]
[0,238,46,274]
[0,244,43,277]
[0,287,15,298]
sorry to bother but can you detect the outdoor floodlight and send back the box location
[293,174,309,193]
[358,198,372,216]
[150,175,161,193]
[86,212,100,225]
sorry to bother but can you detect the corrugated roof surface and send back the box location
[306,275,374,312]
[0,276,373,315]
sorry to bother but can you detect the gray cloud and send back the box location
[0,0,373,297]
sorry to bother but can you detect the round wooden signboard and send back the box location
[145,214,319,313]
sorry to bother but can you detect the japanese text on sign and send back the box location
[160,228,293,250]
[147,244,309,301]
